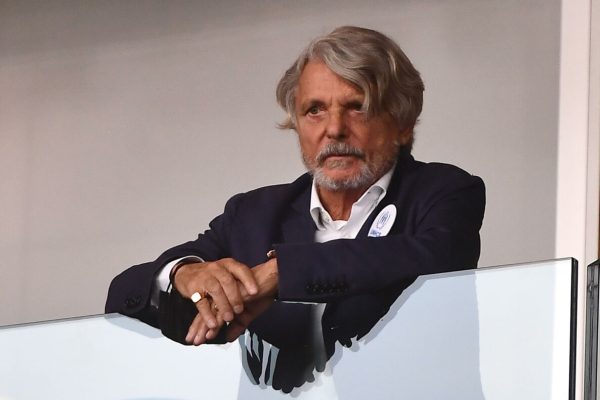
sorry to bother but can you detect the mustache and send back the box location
[315,142,365,165]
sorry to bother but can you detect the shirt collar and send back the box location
[309,163,396,229]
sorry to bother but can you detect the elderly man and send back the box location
[106,26,485,351]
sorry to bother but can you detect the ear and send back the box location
[396,128,413,146]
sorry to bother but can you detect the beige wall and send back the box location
[0,0,561,325]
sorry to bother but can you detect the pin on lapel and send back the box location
[368,204,397,237]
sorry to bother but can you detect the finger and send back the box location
[237,282,249,299]
[225,320,248,342]
[205,321,224,341]
[225,308,256,342]
[211,268,245,317]
[195,313,227,345]
[203,276,235,322]
[193,322,210,346]
[185,314,204,344]
[223,259,258,297]
[197,305,225,344]
[205,314,224,341]
[186,310,224,346]
[205,327,219,341]
[194,296,218,329]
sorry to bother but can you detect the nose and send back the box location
[325,109,347,140]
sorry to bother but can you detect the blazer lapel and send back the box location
[357,154,414,238]
[280,179,316,244]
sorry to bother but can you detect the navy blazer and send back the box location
[106,154,485,341]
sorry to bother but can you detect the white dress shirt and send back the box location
[310,165,394,243]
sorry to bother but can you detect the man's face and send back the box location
[294,61,411,192]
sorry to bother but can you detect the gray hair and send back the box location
[276,26,424,151]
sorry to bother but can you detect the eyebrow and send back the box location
[343,99,364,108]
[298,99,325,112]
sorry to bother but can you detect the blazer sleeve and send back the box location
[274,166,485,302]
[104,193,243,326]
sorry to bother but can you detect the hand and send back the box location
[248,258,279,299]
[225,296,275,342]
[173,258,258,334]
[184,294,275,346]
[224,258,279,342]
[182,258,279,345]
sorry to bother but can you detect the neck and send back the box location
[317,185,367,221]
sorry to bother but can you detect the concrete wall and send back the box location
[0,0,560,325]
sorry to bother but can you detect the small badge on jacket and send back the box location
[368,204,397,237]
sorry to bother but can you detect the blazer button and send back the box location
[307,284,319,293]
[124,296,141,309]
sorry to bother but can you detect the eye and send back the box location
[307,105,321,115]
[348,102,363,112]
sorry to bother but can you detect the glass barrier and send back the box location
[0,258,578,399]
[586,259,600,400]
